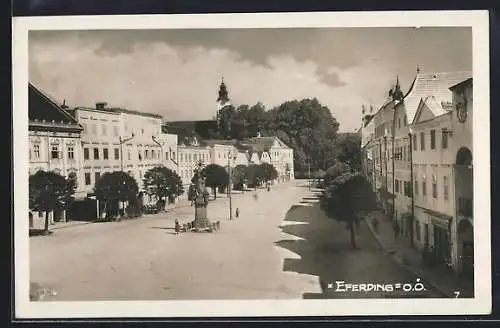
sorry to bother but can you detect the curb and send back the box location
[363,217,452,298]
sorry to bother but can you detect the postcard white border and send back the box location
[13,10,491,318]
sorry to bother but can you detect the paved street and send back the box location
[30,180,444,300]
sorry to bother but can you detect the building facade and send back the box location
[28,83,84,223]
[177,134,211,191]
[361,70,473,278]
[70,102,176,204]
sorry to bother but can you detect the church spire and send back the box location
[391,73,404,102]
[217,76,230,106]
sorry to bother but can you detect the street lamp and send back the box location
[227,150,236,220]
[408,126,415,247]
[119,133,135,171]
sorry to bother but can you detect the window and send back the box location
[92,124,98,135]
[51,146,59,159]
[128,150,131,160]
[85,173,91,185]
[189,154,192,161]
[103,148,109,160]
[33,144,40,159]
[152,150,155,159]
[443,176,449,201]
[432,175,438,199]
[172,152,176,160]
[398,118,401,129]
[420,132,425,151]
[145,150,149,159]
[422,180,427,196]
[395,179,400,193]
[165,152,169,161]
[415,220,421,241]
[404,115,407,126]
[81,123,87,133]
[138,150,142,161]
[102,125,107,136]
[84,148,90,160]
[113,126,119,137]
[406,181,412,197]
[194,154,197,161]
[413,134,417,151]
[441,128,448,149]
[414,179,419,195]
[93,148,99,160]
[114,148,120,160]
[430,129,436,149]
[67,146,74,159]
[95,172,101,183]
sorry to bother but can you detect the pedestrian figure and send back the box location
[235,208,239,218]
[373,217,379,233]
[393,220,399,240]
[174,219,180,234]
[253,193,259,201]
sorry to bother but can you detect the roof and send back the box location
[402,71,472,125]
[75,106,162,119]
[422,96,449,117]
[29,83,82,132]
[204,139,237,147]
[449,77,473,91]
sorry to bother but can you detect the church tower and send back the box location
[216,76,231,117]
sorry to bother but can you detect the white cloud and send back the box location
[29,37,399,132]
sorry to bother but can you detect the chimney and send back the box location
[96,102,107,110]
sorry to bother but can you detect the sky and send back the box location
[29,27,472,132]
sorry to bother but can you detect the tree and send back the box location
[94,171,139,220]
[246,164,265,187]
[143,166,184,209]
[232,164,248,190]
[320,172,377,249]
[336,132,362,172]
[201,164,229,199]
[29,170,75,234]
[324,162,352,186]
[259,163,278,184]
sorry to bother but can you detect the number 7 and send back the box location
[454,291,460,298]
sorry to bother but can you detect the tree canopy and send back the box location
[324,162,352,185]
[232,164,249,190]
[320,172,377,248]
[94,171,139,203]
[259,163,278,182]
[336,132,362,172]
[143,166,184,202]
[212,98,340,173]
[29,170,75,234]
[201,164,229,199]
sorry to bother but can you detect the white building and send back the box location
[28,83,84,223]
[411,77,473,277]
[70,102,174,198]
[177,134,211,191]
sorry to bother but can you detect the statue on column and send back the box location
[193,161,210,230]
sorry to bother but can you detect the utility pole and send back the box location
[119,133,135,172]
[228,150,233,220]
[409,129,415,247]
[308,156,311,190]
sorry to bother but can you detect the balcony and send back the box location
[458,197,473,217]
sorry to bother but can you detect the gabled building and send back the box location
[28,83,84,223]
[411,76,473,277]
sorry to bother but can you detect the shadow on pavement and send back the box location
[29,229,54,237]
[275,201,444,300]
[150,226,175,230]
